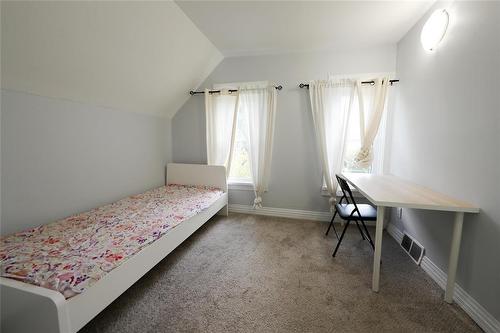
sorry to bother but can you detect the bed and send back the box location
[0,163,228,333]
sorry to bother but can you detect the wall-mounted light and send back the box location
[420,9,449,51]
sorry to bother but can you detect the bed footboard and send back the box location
[1,277,71,333]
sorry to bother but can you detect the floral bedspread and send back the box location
[0,184,224,299]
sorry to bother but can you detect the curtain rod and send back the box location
[299,79,399,89]
[189,85,283,95]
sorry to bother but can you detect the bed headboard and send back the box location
[166,163,227,192]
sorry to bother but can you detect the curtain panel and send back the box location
[238,82,277,208]
[205,88,239,176]
[309,75,391,210]
[353,77,390,169]
[309,79,354,210]
[205,81,277,208]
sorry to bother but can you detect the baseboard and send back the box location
[228,204,377,226]
[386,222,404,243]
[228,204,332,221]
[387,222,500,333]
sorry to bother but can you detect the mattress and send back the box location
[0,184,224,299]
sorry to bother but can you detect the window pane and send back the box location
[341,83,388,174]
[229,143,252,182]
[342,94,371,173]
[228,104,252,183]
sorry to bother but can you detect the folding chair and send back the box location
[331,175,376,257]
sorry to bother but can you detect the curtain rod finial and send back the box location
[276,85,283,90]
[189,90,195,95]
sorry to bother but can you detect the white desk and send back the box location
[340,173,479,303]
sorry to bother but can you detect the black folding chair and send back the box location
[325,177,364,239]
[329,175,376,257]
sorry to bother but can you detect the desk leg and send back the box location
[445,212,464,303]
[372,206,385,292]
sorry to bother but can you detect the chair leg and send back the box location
[360,219,375,251]
[325,211,339,239]
[354,220,366,240]
[333,220,350,257]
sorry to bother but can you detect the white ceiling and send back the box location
[1,1,223,117]
[176,1,435,57]
[1,1,434,118]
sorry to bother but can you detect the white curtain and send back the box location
[238,82,277,208]
[205,88,239,175]
[353,77,390,168]
[309,79,354,210]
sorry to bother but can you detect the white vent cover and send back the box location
[400,233,425,265]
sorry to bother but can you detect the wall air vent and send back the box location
[400,233,424,265]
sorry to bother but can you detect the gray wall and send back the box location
[388,1,500,320]
[1,90,171,236]
[173,46,396,211]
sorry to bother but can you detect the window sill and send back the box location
[228,182,254,191]
[321,187,364,198]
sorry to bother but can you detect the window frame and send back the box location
[228,181,254,191]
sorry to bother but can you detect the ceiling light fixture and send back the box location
[420,9,449,51]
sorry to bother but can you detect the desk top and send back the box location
[340,173,480,213]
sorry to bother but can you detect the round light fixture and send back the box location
[420,9,449,51]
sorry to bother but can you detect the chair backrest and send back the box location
[336,174,360,213]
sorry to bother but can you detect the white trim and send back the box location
[228,182,254,191]
[420,257,500,333]
[320,187,365,198]
[228,204,377,226]
[229,204,332,221]
[386,222,404,243]
[386,222,500,333]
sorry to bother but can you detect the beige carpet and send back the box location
[81,213,480,333]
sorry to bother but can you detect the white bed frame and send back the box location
[0,163,228,333]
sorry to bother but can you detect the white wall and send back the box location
[172,46,396,211]
[1,1,223,117]
[1,90,171,236]
[388,1,500,321]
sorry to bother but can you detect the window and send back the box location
[212,83,253,185]
[228,105,252,184]
[341,81,388,175]
[321,77,390,195]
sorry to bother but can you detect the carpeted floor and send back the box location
[81,213,480,333]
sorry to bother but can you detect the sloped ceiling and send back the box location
[1,1,223,117]
[176,1,434,57]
